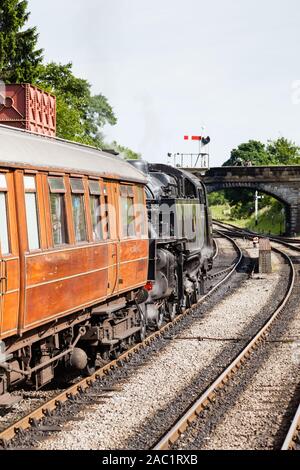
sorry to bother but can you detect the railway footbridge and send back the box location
[188,166,300,236]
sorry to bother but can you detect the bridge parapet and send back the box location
[186,165,300,236]
[188,166,300,183]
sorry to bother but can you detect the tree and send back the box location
[111,141,140,160]
[0,0,43,83]
[0,2,137,155]
[36,62,117,146]
[208,191,227,206]
[223,140,269,166]
[266,137,300,165]
[222,140,268,209]
[221,137,300,219]
[224,137,300,167]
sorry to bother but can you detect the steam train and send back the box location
[0,124,213,405]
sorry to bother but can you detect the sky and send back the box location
[28,0,300,166]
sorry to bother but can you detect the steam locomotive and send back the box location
[130,161,213,331]
[0,125,213,404]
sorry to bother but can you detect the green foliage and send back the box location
[266,137,300,165]
[0,0,43,83]
[208,190,227,206]
[211,200,285,235]
[220,137,300,222]
[223,140,269,166]
[230,200,253,219]
[222,188,251,207]
[0,2,138,156]
[111,141,141,160]
[223,138,300,167]
[36,62,117,146]
[221,187,272,212]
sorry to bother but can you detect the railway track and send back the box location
[213,219,300,247]
[282,404,300,450]
[153,223,299,451]
[0,232,242,449]
[216,222,300,451]
[212,238,219,260]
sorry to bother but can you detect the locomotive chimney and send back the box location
[0,83,56,137]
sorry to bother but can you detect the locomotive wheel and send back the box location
[192,286,199,305]
[156,309,164,330]
[137,323,147,342]
[168,303,177,321]
[199,278,206,296]
[120,340,127,352]
[185,293,193,309]
[178,302,186,314]
[96,351,109,368]
[110,349,120,360]
[82,350,96,376]
[83,362,96,377]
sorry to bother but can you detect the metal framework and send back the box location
[168,152,210,170]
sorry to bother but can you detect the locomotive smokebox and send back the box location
[69,348,88,370]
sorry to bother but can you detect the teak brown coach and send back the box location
[0,123,214,405]
[0,124,148,403]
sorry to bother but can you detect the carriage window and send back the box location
[70,178,85,193]
[0,175,9,255]
[0,174,7,188]
[103,185,111,239]
[48,177,65,192]
[136,186,146,236]
[24,176,40,251]
[89,180,101,195]
[120,185,135,237]
[89,181,102,241]
[70,178,87,242]
[90,196,102,240]
[48,177,68,246]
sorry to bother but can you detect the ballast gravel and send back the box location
[35,238,289,450]
[175,243,300,450]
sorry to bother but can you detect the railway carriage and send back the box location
[0,125,149,403]
[0,125,214,405]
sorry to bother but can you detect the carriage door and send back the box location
[0,172,20,339]
[104,181,119,296]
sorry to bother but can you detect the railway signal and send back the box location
[254,190,264,226]
[183,135,211,145]
[168,133,211,169]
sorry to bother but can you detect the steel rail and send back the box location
[212,238,219,260]
[212,218,300,244]
[282,404,300,450]
[0,233,242,448]
[153,238,295,451]
[214,220,300,451]
[213,220,300,249]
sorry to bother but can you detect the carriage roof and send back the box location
[0,125,147,184]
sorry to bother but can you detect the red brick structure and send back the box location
[0,84,56,136]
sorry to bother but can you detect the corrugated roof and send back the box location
[0,125,147,184]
